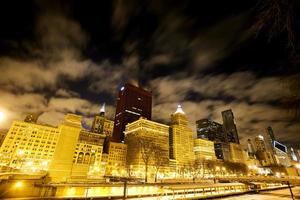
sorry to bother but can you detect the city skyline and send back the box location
[0,0,300,148]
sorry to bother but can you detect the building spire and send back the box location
[175,104,185,114]
[100,103,105,116]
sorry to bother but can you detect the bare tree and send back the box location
[152,145,166,182]
[138,137,155,183]
[185,161,203,182]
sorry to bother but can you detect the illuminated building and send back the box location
[169,105,195,166]
[273,141,290,167]
[254,135,266,151]
[196,119,225,142]
[91,104,114,137]
[229,143,245,163]
[124,118,169,178]
[0,114,107,181]
[193,138,216,161]
[247,139,255,158]
[113,84,152,142]
[256,151,276,166]
[290,147,298,161]
[24,113,41,123]
[214,142,230,161]
[105,142,127,176]
[254,135,276,166]
[221,109,239,144]
[0,119,60,170]
[73,130,106,178]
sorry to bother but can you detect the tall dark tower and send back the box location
[222,109,240,144]
[112,83,152,142]
[267,126,275,142]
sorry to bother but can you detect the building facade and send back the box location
[0,114,107,181]
[194,138,216,161]
[196,119,225,142]
[113,84,152,142]
[214,142,231,161]
[91,104,114,137]
[105,141,127,176]
[222,109,239,144]
[169,105,195,166]
[0,120,60,170]
[124,118,169,178]
[254,135,267,152]
[229,143,245,164]
[73,130,106,178]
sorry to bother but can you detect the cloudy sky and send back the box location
[0,0,299,146]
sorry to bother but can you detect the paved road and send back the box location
[215,186,300,200]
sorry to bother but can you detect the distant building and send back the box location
[254,135,277,166]
[256,151,276,166]
[273,140,290,167]
[247,139,256,158]
[91,103,114,137]
[196,119,225,142]
[229,143,245,164]
[194,138,216,161]
[169,105,195,166]
[290,147,298,162]
[24,113,41,123]
[267,126,275,142]
[0,129,7,146]
[214,142,231,161]
[222,109,239,144]
[254,135,266,152]
[112,84,152,142]
[124,118,169,178]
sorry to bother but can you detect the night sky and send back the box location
[0,0,299,146]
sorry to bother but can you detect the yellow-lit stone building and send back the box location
[73,130,106,178]
[0,120,60,170]
[91,104,114,137]
[124,118,169,179]
[229,143,245,164]
[194,138,216,161]
[169,105,195,166]
[0,114,107,181]
[105,141,127,176]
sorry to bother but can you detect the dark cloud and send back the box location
[0,0,299,148]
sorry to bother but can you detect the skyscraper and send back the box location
[222,109,240,144]
[91,103,114,137]
[112,84,152,142]
[196,119,225,142]
[267,126,275,142]
[254,135,266,151]
[247,139,255,158]
[169,105,195,166]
